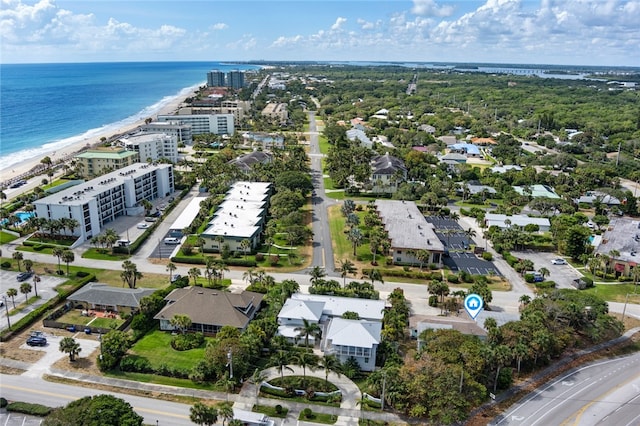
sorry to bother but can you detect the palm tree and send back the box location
[347,227,364,256]
[416,249,430,271]
[464,227,477,245]
[32,275,41,297]
[319,353,341,385]
[170,314,192,334]
[23,259,33,273]
[270,350,293,380]
[242,267,256,285]
[61,250,75,276]
[367,268,384,286]
[6,288,18,308]
[450,211,460,222]
[19,282,32,303]
[120,260,142,289]
[217,401,234,426]
[189,402,218,426]
[308,266,326,285]
[249,368,268,406]
[294,318,322,347]
[59,337,82,362]
[240,239,251,258]
[292,351,319,388]
[12,252,23,271]
[166,262,177,282]
[188,267,202,285]
[538,267,550,280]
[519,294,532,306]
[52,247,64,273]
[339,259,357,286]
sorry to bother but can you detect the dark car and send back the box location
[26,336,47,346]
[17,271,34,281]
[170,274,182,283]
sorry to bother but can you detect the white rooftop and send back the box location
[226,181,271,202]
[290,293,385,321]
[278,299,325,322]
[34,163,171,207]
[170,197,206,231]
[485,213,550,229]
[375,200,445,252]
[326,317,381,348]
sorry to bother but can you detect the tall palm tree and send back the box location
[367,268,384,286]
[6,288,18,308]
[52,247,64,273]
[292,351,319,388]
[308,266,326,285]
[270,350,293,380]
[319,353,341,385]
[217,401,234,426]
[347,227,364,256]
[61,250,75,276]
[538,267,550,280]
[240,239,251,258]
[20,282,32,303]
[166,262,177,282]
[339,259,357,286]
[294,318,322,347]
[12,252,23,271]
[188,267,202,285]
[189,402,218,426]
[120,260,142,288]
[32,275,41,297]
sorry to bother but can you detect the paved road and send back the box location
[491,351,640,426]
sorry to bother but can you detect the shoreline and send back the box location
[0,83,203,186]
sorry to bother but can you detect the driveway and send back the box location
[511,250,583,289]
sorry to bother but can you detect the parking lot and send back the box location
[425,215,502,276]
[0,412,43,425]
[511,251,582,289]
[0,270,67,332]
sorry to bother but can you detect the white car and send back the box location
[137,223,149,229]
[551,258,567,265]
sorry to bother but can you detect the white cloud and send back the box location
[411,0,454,17]
[211,22,228,31]
[331,17,347,30]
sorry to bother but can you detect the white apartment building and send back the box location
[118,132,179,163]
[33,163,174,246]
[140,121,193,145]
[200,181,271,253]
[156,113,234,135]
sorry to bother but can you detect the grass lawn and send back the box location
[318,135,331,155]
[252,404,288,418]
[105,370,223,391]
[582,283,640,303]
[0,230,19,244]
[17,245,54,255]
[82,248,131,261]
[129,329,209,371]
[298,411,338,424]
[90,317,125,329]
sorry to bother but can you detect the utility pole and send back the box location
[227,348,233,379]
[380,371,386,411]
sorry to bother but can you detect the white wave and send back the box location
[0,82,204,173]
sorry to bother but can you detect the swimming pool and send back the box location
[0,211,35,226]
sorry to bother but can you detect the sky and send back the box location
[1,0,639,66]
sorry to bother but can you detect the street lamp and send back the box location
[2,296,10,330]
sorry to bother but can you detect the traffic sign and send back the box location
[464,294,484,319]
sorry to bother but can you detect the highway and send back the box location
[491,352,640,426]
[0,374,192,426]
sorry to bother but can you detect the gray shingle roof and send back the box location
[154,287,264,329]
[68,283,155,308]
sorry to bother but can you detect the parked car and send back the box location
[170,274,182,283]
[551,258,568,265]
[144,217,158,222]
[26,336,47,346]
[17,271,34,281]
[137,222,150,229]
[163,237,180,245]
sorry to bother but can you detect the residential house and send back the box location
[68,283,155,315]
[491,165,522,174]
[276,294,385,372]
[438,135,458,146]
[370,153,407,194]
[574,191,621,206]
[375,200,445,266]
[449,143,481,158]
[513,184,560,199]
[346,128,372,149]
[229,151,273,173]
[154,287,264,334]
[484,213,550,232]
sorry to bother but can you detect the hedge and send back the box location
[362,267,441,280]
[6,401,52,417]
[171,255,257,267]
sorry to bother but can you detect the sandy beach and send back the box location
[0,85,200,187]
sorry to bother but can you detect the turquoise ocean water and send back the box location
[0,61,260,171]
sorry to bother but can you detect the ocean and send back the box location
[0,61,260,172]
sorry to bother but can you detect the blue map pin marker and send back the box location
[464,294,484,319]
